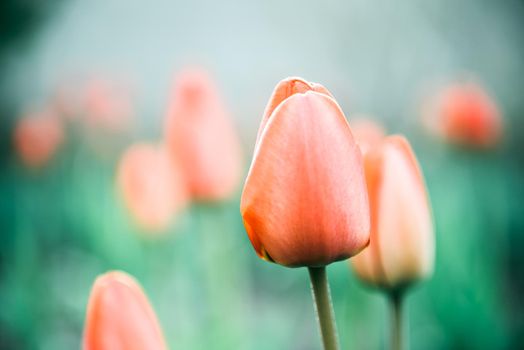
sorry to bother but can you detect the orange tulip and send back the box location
[350,116,386,155]
[352,135,434,290]
[425,83,502,148]
[240,77,370,267]
[117,143,187,233]
[164,68,242,201]
[13,110,64,168]
[83,271,167,350]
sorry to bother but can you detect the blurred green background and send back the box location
[1,0,524,349]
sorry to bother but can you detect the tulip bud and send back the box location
[83,271,167,350]
[424,83,502,148]
[352,135,434,290]
[117,143,187,233]
[164,68,242,201]
[13,110,64,168]
[241,77,370,267]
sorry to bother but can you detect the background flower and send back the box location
[164,68,242,201]
[13,110,64,168]
[83,271,167,350]
[352,135,434,290]
[117,142,187,234]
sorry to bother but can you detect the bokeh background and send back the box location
[1,0,524,349]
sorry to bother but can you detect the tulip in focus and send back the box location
[425,83,502,148]
[350,116,386,155]
[352,135,434,290]
[241,77,370,349]
[13,110,64,168]
[164,68,242,201]
[117,142,187,233]
[83,271,167,350]
[241,77,370,267]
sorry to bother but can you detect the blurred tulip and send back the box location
[352,135,434,290]
[117,142,187,233]
[164,68,242,201]
[13,110,64,168]
[83,271,167,350]
[83,78,133,132]
[425,83,502,148]
[51,80,83,120]
[241,77,370,267]
[350,116,386,155]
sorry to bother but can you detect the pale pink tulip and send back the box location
[352,136,434,289]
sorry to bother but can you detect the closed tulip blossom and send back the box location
[164,68,242,201]
[117,143,187,233]
[83,271,167,350]
[425,83,502,148]
[352,135,434,350]
[241,77,370,350]
[13,110,64,168]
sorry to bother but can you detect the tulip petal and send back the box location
[241,91,369,267]
[257,77,333,145]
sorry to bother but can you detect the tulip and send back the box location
[117,142,187,233]
[83,271,167,350]
[349,116,386,155]
[52,80,82,119]
[241,77,369,267]
[351,135,434,350]
[241,77,370,350]
[425,83,502,148]
[164,67,242,201]
[13,110,64,168]
[83,78,133,133]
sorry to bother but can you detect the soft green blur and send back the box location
[1,1,524,349]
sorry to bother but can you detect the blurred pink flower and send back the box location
[83,78,133,133]
[51,80,83,120]
[83,271,167,350]
[117,142,187,233]
[424,83,502,148]
[352,136,434,290]
[13,110,64,168]
[164,68,242,201]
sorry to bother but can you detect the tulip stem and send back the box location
[389,292,404,350]
[308,266,340,350]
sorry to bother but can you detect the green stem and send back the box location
[389,292,404,350]
[308,266,340,350]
